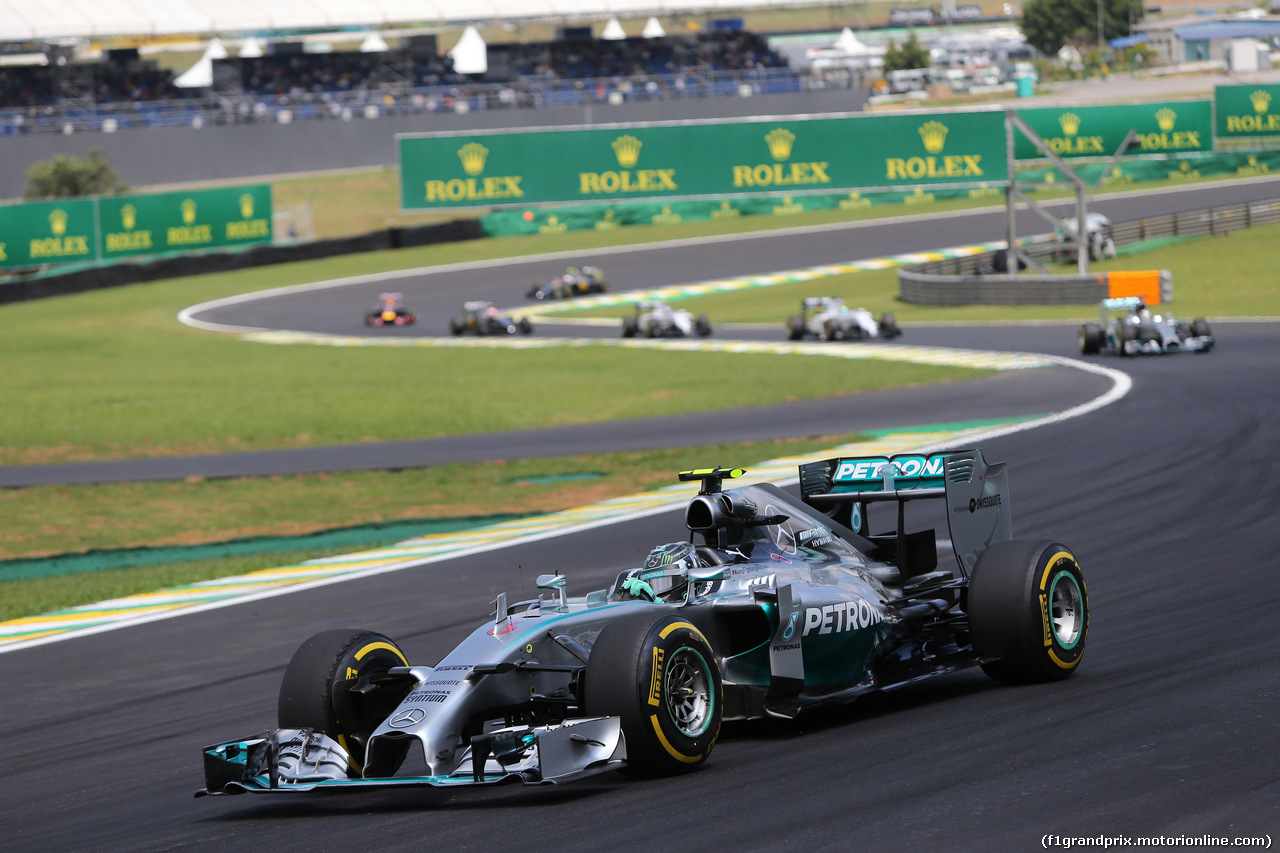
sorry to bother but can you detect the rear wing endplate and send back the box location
[799,449,1012,577]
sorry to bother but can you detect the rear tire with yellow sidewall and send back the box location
[277,629,409,775]
[584,612,722,776]
[967,540,1088,684]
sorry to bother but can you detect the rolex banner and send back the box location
[98,186,273,261]
[1215,84,1280,138]
[0,199,97,269]
[0,185,272,271]
[1013,100,1213,160]
[398,110,1009,211]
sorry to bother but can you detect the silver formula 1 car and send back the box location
[1079,296,1213,356]
[198,450,1088,798]
[786,297,901,342]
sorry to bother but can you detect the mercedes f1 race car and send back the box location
[621,300,712,338]
[364,292,416,327]
[198,450,1088,799]
[1079,297,1213,356]
[449,301,533,336]
[786,297,901,342]
[526,266,610,300]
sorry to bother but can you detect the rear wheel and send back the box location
[621,316,639,338]
[1079,323,1104,355]
[1191,318,1212,338]
[277,629,411,775]
[786,315,805,340]
[449,317,464,336]
[584,613,722,775]
[967,540,1088,684]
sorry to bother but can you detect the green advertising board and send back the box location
[1013,100,1213,160]
[398,110,1009,211]
[0,199,97,269]
[0,185,272,271]
[98,185,273,260]
[1215,84,1280,138]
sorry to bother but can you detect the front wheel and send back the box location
[967,540,1088,684]
[621,316,639,338]
[695,315,712,337]
[879,312,900,339]
[584,613,722,775]
[517,317,533,335]
[277,629,411,775]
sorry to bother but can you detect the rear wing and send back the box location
[799,449,1011,578]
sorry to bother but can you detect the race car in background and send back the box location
[526,266,610,300]
[364,292,416,327]
[1079,296,1213,356]
[449,301,533,336]
[621,300,712,338]
[198,451,1089,798]
[786,297,901,341]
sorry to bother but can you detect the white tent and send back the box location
[360,31,389,53]
[448,25,487,75]
[601,17,627,40]
[173,40,225,88]
[239,37,264,58]
[835,27,866,53]
[173,54,212,88]
[642,17,666,39]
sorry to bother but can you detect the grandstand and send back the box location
[0,2,803,134]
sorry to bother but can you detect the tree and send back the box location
[1020,0,1141,57]
[882,30,932,73]
[23,148,129,200]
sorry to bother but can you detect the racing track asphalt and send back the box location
[1,186,1278,851]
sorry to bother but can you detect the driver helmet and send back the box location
[617,542,704,601]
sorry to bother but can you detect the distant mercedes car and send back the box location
[786,297,900,342]
[364,292,416,327]
[621,300,711,338]
[1079,297,1212,356]
[198,450,1088,799]
[526,266,610,300]
[449,301,533,336]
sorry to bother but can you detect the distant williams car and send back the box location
[198,451,1089,798]
[364,292,416,327]
[1079,296,1213,356]
[621,300,712,338]
[786,297,900,341]
[526,266,610,300]
[450,301,533,336]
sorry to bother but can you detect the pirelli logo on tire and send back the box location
[648,647,665,707]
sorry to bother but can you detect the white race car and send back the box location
[621,300,712,338]
[786,297,901,341]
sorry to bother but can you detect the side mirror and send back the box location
[683,565,731,605]
[536,574,568,610]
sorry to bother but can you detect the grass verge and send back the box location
[0,433,869,620]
